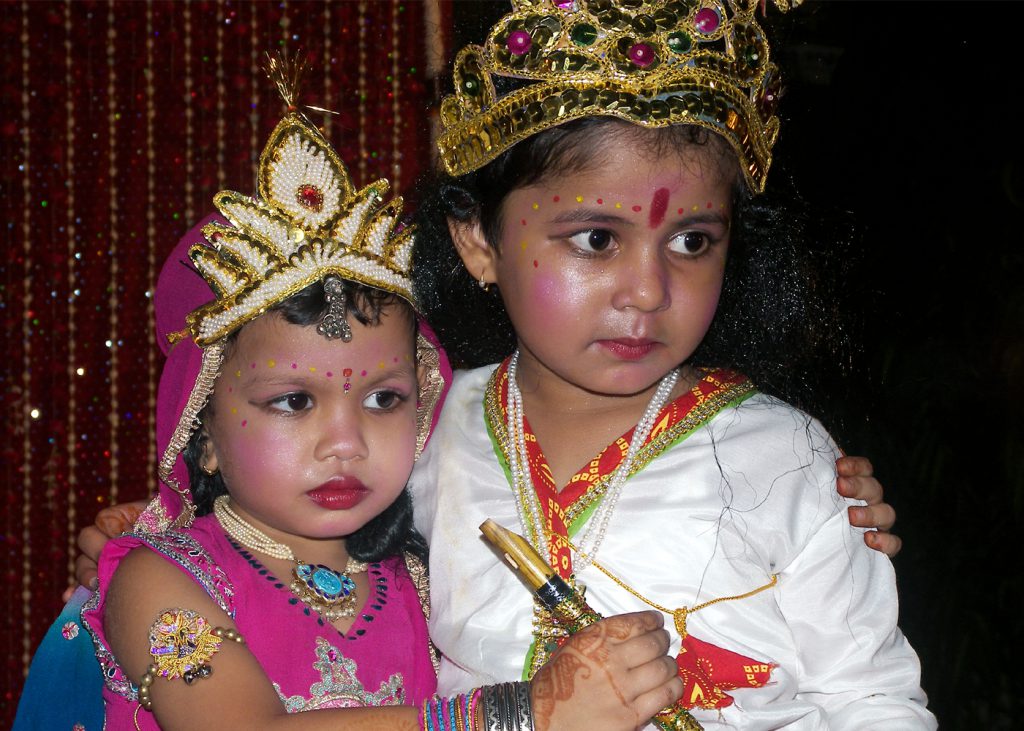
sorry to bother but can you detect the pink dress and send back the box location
[83,514,436,728]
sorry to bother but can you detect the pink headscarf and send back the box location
[141,214,451,529]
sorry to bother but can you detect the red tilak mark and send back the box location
[521,219,527,226]
[706,201,713,209]
[241,420,247,428]
[326,372,333,378]
[533,260,539,268]
[677,207,684,215]
[553,195,560,202]
[649,187,670,228]
[632,205,642,212]
[597,198,604,205]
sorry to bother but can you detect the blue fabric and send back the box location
[13,586,104,731]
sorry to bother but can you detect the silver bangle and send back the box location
[512,681,534,731]
[481,682,533,731]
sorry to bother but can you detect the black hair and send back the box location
[412,117,857,418]
[183,278,428,565]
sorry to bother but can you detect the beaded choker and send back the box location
[213,495,368,622]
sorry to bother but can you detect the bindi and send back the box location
[648,187,670,229]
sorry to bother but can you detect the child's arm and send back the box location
[104,548,678,731]
[778,508,935,727]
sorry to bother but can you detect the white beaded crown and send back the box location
[186,111,416,346]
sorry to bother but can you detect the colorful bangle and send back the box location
[419,687,491,731]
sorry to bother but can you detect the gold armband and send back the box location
[137,609,244,711]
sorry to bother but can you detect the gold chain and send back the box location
[567,539,777,639]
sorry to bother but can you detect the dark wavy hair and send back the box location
[412,117,858,418]
[182,278,428,564]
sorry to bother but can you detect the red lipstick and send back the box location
[598,338,657,361]
[307,477,368,510]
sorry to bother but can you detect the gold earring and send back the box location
[478,273,490,292]
[201,463,218,477]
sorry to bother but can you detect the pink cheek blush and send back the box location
[530,273,561,305]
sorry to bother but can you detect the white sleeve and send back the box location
[778,507,936,729]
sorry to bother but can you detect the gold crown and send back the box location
[186,111,415,346]
[437,0,800,192]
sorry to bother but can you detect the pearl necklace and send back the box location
[504,351,680,573]
[213,495,368,621]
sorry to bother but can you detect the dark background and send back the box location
[450,2,1022,726]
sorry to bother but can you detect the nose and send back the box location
[313,408,368,463]
[611,246,671,312]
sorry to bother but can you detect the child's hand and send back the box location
[62,500,148,601]
[837,455,902,558]
[530,610,682,731]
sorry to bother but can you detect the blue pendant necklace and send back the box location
[213,496,367,621]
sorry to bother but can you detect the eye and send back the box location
[267,393,313,413]
[567,229,614,253]
[667,230,712,257]
[362,390,406,412]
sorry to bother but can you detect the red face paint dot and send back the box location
[227,387,232,393]
[597,198,603,205]
[678,208,684,214]
[291,363,297,369]
[521,219,527,226]
[250,362,256,369]
[632,205,642,212]
[552,195,560,202]
[360,370,367,377]
[706,201,713,209]
[240,420,247,428]
[326,372,333,378]
[393,357,399,362]
[533,260,539,268]
[343,368,353,377]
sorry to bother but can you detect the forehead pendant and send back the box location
[317,275,353,342]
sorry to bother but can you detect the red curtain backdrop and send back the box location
[0,0,449,719]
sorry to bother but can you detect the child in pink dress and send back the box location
[81,76,679,731]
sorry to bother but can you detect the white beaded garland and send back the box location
[505,350,680,572]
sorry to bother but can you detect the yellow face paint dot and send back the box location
[267,359,276,368]
[235,370,241,378]
[520,241,527,250]
[378,361,386,369]
[309,366,317,373]
[532,202,539,210]
[614,202,622,209]
[575,195,583,203]
[230,407,237,415]
[692,204,699,211]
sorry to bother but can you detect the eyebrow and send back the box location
[549,209,634,226]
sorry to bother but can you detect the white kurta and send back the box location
[410,365,935,729]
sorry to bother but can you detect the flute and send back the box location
[479,519,702,731]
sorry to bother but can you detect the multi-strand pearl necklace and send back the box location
[213,495,368,621]
[504,351,680,573]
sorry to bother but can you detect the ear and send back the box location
[448,217,498,287]
[198,425,219,474]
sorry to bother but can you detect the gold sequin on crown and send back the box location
[438,0,801,192]
[186,112,416,346]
